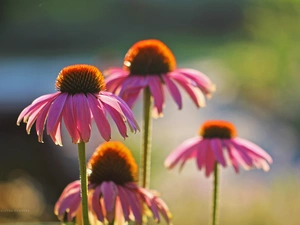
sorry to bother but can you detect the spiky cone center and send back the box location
[87,141,138,185]
[200,120,237,139]
[123,39,176,75]
[55,64,106,94]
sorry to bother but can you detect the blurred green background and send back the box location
[0,0,299,224]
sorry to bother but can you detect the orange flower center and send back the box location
[123,39,176,75]
[55,64,106,94]
[199,120,237,139]
[87,141,138,185]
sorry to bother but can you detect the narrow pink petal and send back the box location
[55,189,80,220]
[154,197,171,224]
[92,186,105,222]
[148,76,164,116]
[103,92,140,132]
[67,193,81,221]
[99,94,125,118]
[162,74,182,109]
[139,189,160,222]
[105,72,129,93]
[196,139,208,170]
[175,68,216,95]
[62,95,80,143]
[53,121,63,146]
[169,72,205,107]
[87,94,111,141]
[73,94,91,142]
[17,92,60,125]
[46,93,68,138]
[124,188,143,225]
[233,137,273,163]
[117,186,130,221]
[210,139,226,167]
[223,140,239,173]
[229,140,254,167]
[104,103,127,138]
[35,101,53,143]
[223,140,252,170]
[205,140,216,177]
[164,137,201,169]
[101,182,118,222]
[25,102,48,134]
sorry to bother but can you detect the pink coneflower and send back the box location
[165,120,273,225]
[165,120,273,176]
[105,39,215,117]
[55,141,172,225]
[17,64,139,146]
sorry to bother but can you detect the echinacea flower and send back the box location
[165,120,273,177]
[105,39,215,117]
[17,64,139,146]
[55,141,172,225]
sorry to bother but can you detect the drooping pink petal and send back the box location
[46,93,68,145]
[101,181,118,222]
[148,76,164,116]
[67,192,81,221]
[103,92,140,132]
[119,76,147,108]
[232,137,273,164]
[55,189,81,220]
[228,140,254,167]
[46,93,67,137]
[117,186,130,221]
[62,95,80,144]
[139,189,160,223]
[196,139,208,170]
[154,197,172,225]
[52,121,63,146]
[17,92,60,125]
[25,101,48,134]
[164,137,201,169]
[162,74,182,109]
[210,138,226,167]
[92,186,105,222]
[105,103,128,138]
[105,72,129,94]
[223,140,252,170]
[205,140,216,177]
[73,94,92,143]
[87,94,111,141]
[175,68,216,95]
[223,140,239,173]
[123,188,143,225]
[169,72,205,108]
[35,101,53,143]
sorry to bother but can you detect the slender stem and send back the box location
[211,163,219,225]
[140,87,152,188]
[78,142,90,225]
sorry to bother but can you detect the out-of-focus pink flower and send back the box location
[17,64,139,146]
[165,120,273,177]
[105,39,215,117]
[55,142,172,225]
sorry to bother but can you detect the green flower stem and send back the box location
[78,142,90,225]
[211,163,219,225]
[140,87,152,188]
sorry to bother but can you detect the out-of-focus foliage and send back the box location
[217,1,300,126]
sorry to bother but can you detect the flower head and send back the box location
[165,120,273,177]
[105,39,216,117]
[17,64,139,146]
[55,141,172,225]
